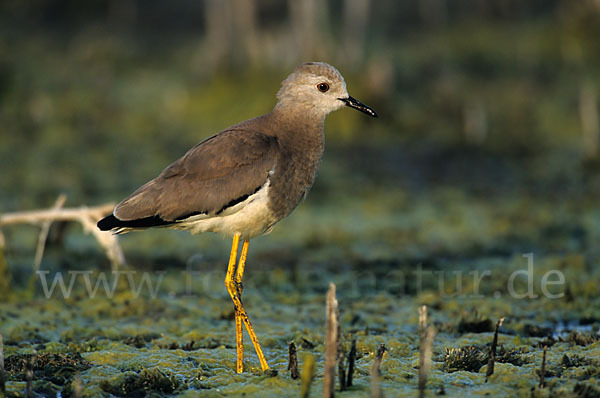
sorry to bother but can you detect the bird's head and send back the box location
[276,62,378,119]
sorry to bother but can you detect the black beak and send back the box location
[339,96,378,118]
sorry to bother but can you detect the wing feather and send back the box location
[113,128,278,222]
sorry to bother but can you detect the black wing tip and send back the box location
[98,214,119,231]
[97,214,175,231]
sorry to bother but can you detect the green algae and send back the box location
[1,243,599,397]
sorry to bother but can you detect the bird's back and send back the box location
[98,111,324,239]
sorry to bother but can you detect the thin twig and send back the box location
[338,343,346,392]
[300,354,316,398]
[323,283,338,398]
[346,339,356,387]
[539,346,547,388]
[419,326,435,398]
[33,194,67,273]
[370,344,386,398]
[418,305,428,397]
[288,341,299,379]
[486,317,504,382]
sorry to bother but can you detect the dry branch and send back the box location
[346,339,357,387]
[33,194,67,272]
[288,341,299,379]
[418,326,435,398]
[418,305,435,398]
[0,202,124,269]
[486,317,504,381]
[323,282,338,398]
[539,346,547,388]
[338,344,346,392]
[370,344,386,398]
[418,305,428,396]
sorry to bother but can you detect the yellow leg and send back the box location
[224,235,270,372]
[235,303,244,373]
[236,240,270,371]
[235,240,250,291]
[225,233,244,373]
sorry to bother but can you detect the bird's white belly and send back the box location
[175,182,276,240]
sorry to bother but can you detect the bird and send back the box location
[97,62,378,373]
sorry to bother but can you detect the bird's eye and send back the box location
[317,82,330,92]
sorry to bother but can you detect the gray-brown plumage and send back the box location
[98,62,377,239]
[98,62,377,373]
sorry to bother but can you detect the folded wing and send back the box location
[100,128,279,230]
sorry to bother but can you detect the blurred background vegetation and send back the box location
[1,0,600,261]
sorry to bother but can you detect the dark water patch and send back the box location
[579,316,600,326]
[457,317,494,334]
[553,320,599,340]
[522,324,553,338]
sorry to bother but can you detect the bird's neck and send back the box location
[270,102,327,131]
[269,103,326,150]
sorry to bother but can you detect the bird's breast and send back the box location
[267,144,324,220]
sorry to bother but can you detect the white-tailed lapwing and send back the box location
[98,62,378,373]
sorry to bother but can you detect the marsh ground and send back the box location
[2,146,600,397]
